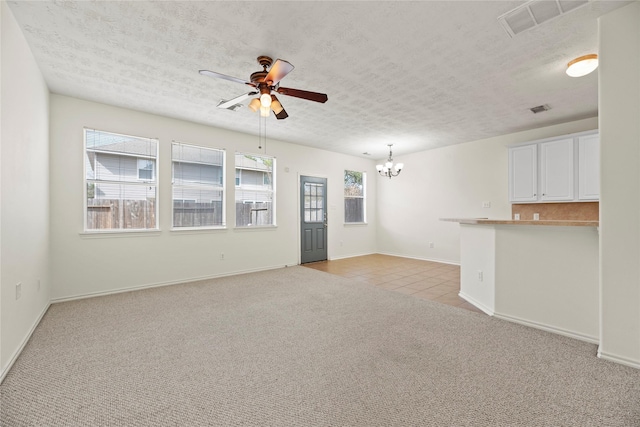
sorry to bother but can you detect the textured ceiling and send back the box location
[6,1,630,158]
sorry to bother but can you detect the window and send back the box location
[305,183,325,223]
[84,129,158,231]
[172,143,225,229]
[235,153,275,227]
[344,170,366,223]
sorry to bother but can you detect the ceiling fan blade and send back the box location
[199,70,253,86]
[217,91,258,109]
[264,59,294,85]
[275,107,289,120]
[277,87,328,103]
[270,94,288,120]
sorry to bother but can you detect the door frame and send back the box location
[297,173,330,265]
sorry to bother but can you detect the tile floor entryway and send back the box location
[303,254,483,313]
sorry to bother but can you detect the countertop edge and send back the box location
[440,218,599,227]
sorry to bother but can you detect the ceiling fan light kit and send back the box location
[200,56,328,120]
[247,98,261,112]
[270,95,284,114]
[566,54,598,77]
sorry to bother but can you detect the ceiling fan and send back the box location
[199,56,328,120]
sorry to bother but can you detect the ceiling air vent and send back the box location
[530,104,551,114]
[498,0,589,38]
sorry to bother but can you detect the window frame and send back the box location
[171,142,226,231]
[344,170,367,224]
[234,152,276,228]
[83,128,159,233]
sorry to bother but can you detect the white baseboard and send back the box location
[328,252,376,261]
[51,264,291,304]
[458,291,494,315]
[597,348,640,370]
[375,251,460,266]
[0,302,51,384]
[493,312,599,344]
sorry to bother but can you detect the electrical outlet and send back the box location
[340,241,344,246]
[37,279,41,291]
[514,213,520,220]
[16,283,22,300]
[533,213,540,220]
[429,242,435,248]
[220,253,225,260]
[482,201,491,208]
[477,271,484,282]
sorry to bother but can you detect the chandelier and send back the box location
[376,144,404,179]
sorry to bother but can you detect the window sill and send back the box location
[80,229,161,239]
[170,227,227,234]
[344,222,368,227]
[233,225,278,231]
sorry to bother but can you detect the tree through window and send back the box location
[344,170,366,223]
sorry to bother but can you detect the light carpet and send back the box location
[1,266,639,426]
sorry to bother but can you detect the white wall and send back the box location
[494,225,599,343]
[459,224,495,314]
[0,2,51,378]
[49,95,377,300]
[376,117,598,264]
[598,2,640,369]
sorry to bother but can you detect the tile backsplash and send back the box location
[511,202,599,221]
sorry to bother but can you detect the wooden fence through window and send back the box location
[87,199,156,229]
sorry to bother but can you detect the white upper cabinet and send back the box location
[508,131,599,203]
[540,138,574,201]
[578,134,600,200]
[509,144,538,202]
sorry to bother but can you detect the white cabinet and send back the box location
[508,131,599,203]
[578,134,600,200]
[540,138,574,201]
[509,144,538,202]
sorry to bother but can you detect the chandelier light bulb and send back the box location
[260,106,270,117]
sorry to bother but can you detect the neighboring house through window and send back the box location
[235,153,275,227]
[138,159,154,180]
[344,170,366,223]
[172,143,225,228]
[84,129,158,231]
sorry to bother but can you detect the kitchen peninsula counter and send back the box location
[441,218,598,227]
[442,218,599,344]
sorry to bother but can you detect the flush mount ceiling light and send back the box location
[566,54,598,77]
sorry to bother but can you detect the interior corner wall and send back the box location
[598,1,640,369]
[49,95,377,300]
[375,117,598,264]
[1,2,51,378]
